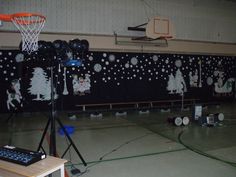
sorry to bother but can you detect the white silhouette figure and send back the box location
[6,79,23,110]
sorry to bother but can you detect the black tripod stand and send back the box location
[37,66,87,166]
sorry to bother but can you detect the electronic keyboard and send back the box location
[0,145,46,166]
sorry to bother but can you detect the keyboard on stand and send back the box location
[0,145,46,166]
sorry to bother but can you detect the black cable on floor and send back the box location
[178,130,236,167]
[99,132,154,161]
[66,132,154,176]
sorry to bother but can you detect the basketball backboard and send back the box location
[146,16,174,39]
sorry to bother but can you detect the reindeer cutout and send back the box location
[6,79,23,110]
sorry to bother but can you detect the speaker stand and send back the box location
[37,66,87,166]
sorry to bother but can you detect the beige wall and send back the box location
[1,0,236,43]
[0,31,236,56]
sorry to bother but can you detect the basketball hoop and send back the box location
[0,12,46,54]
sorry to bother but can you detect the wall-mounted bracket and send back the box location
[127,23,147,32]
[114,32,168,47]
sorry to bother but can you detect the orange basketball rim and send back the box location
[0,12,46,24]
[0,12,46,54]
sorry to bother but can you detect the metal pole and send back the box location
[49,66,56,156]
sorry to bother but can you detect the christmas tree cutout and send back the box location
[167,69,187,95]
[28,67,57,101]
[167,73,175,94]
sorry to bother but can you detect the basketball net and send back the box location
[11,13,46,54]
[0,13,46,54]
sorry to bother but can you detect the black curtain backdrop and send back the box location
[0,50,235,112]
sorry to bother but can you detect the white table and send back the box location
[0,156,67,177]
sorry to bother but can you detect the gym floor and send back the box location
[0,103,236,177]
